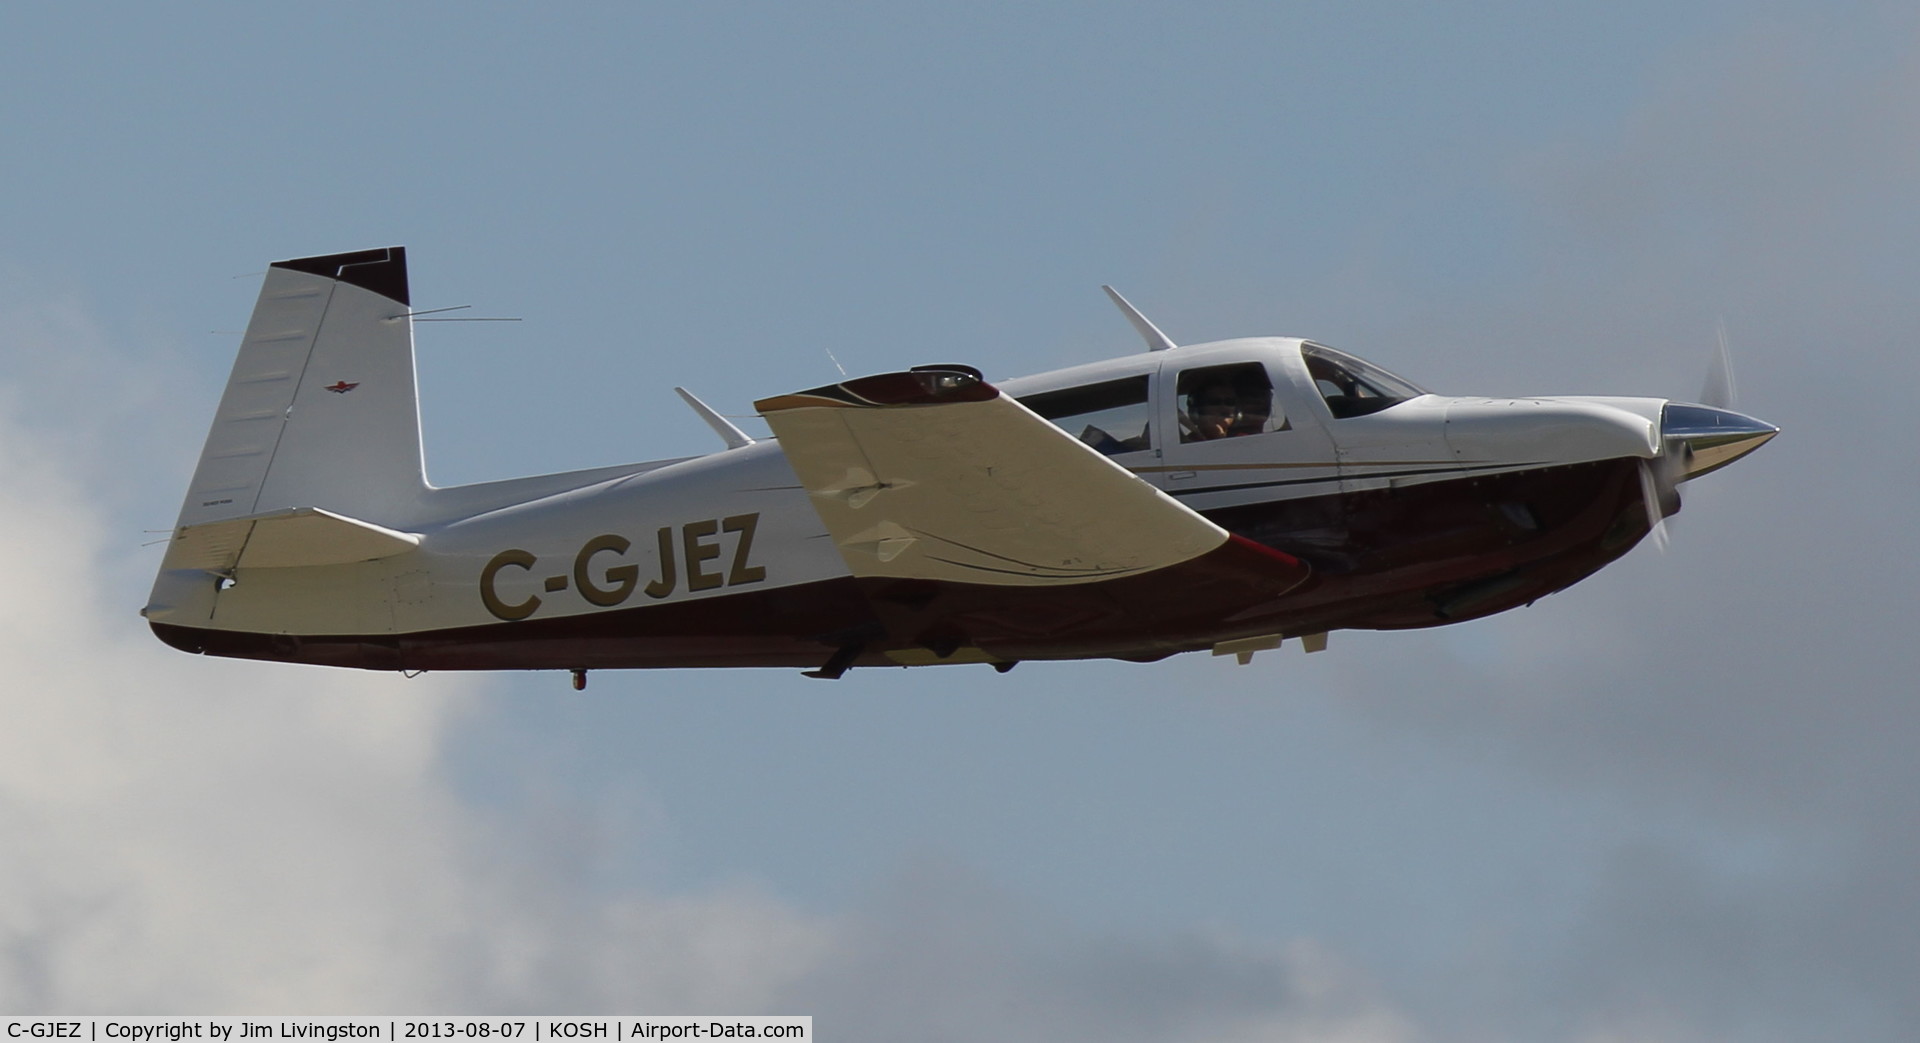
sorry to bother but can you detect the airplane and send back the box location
[143,247,1777,685]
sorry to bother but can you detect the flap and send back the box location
[756,368,1228,586]
[164,507,421,572]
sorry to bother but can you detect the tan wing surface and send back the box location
[757,368,1227,586]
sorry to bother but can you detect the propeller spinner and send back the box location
[1637,329,1779,549]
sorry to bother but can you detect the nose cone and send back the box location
[1662,403,1779,480]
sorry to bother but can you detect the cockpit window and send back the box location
[1018,375,1152,456]
[1301,342,1427,419]
[1176,362,1286,442]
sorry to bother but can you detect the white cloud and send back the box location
[787,860,1419,1043]
[0,288,830,1014]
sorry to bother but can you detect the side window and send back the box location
[1018,375,1152,456]
[1176,362,1285,443]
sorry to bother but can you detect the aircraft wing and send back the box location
[756,367,1244,586]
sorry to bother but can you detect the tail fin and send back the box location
[173,247,428,529]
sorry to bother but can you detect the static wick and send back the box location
[824,347,849,379]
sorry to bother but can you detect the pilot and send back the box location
[1231,384,1274,436]
[1186,382,1242,441]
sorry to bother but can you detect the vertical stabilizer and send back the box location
[174,247,428,529]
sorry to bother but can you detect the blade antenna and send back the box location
[1101,286,1178,352]
[675,387,756,449]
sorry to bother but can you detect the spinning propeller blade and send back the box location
[1702,320,1738,410]
[1638,323,1776,552]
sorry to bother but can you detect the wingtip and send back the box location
[756,369,998,413]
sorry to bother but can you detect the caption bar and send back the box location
[2,1021,808,1042]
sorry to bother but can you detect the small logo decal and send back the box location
[324,381,360,394]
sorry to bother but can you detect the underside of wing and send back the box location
[757,367,1229,586]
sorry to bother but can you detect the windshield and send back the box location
[1301,342,1427,419]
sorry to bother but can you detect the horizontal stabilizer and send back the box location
[165,507,421,572]
[756,367,1228,586]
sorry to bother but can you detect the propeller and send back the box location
[1640,322,1743,552]
[1638,456,1673,552]
[1701,319,1737,410]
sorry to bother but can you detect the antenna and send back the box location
[394,305,472,319]
[386,304,523,324]
[675,387,756,449]
[1101,286,1178,352]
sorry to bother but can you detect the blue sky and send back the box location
[5,3,1918,1040]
